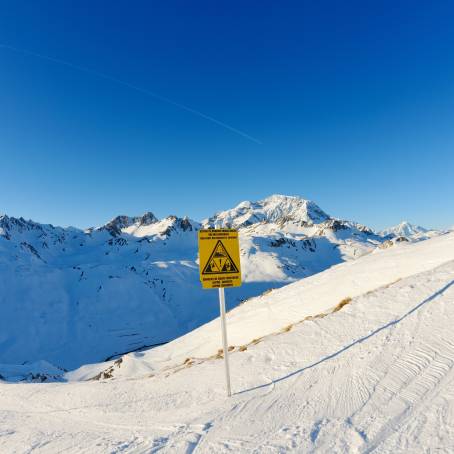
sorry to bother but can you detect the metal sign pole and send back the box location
[218,286,232,397]
[199,224,238,397]
[214,224,232,397]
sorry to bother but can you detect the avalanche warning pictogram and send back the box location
[202,240,239,274]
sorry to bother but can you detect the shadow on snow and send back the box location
[237,279,454,396]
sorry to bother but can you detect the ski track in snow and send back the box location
[1,259,454,453]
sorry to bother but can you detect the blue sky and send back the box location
[1,1,453,230]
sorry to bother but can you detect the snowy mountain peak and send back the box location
[204,194,331,228]
[381,221,429,238]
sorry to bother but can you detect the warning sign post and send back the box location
[198,228,242,397]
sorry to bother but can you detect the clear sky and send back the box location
[1,1,453,230]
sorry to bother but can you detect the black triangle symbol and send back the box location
[202,240,239,275]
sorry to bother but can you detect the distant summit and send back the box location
[204,195,330,228]
[380,221,429,238]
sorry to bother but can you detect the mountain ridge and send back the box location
[1,195,440,237]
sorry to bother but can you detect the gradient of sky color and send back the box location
[1,1,453,230]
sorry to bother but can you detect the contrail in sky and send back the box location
[0,44,262,144]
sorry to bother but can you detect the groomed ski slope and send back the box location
[1,234,454,453]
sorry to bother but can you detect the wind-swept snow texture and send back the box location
[1,195,398,369]
[1,235,454,452]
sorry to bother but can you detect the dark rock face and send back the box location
[270,237,296,248]
[138,212,158,226]
[161,216,193,237]
[301,239,316,252]
[107,238,128,247]
[20,242,44,261]
[0,215,43,235]
[0,229,11,240]
[270,237,287,247]
[103,216,134,237]
[324,220,349,232]
[179,217,193,232]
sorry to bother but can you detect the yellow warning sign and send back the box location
[198,229,242,289]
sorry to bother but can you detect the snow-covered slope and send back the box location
[70,230,454,381]
[1,234,453,453]
[0,196,440,369]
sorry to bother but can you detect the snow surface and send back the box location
[69,231,454,381]
[1,233,454,452]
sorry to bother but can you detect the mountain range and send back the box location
[0,195,443,370]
